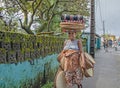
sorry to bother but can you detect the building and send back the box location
[81,32,101,54]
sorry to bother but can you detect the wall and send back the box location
[0,31,64,88]
[0,54,59,88]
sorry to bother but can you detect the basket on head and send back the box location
[60,14,85,32]
[60,22,85,32]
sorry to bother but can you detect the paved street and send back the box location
[82,47,120,88]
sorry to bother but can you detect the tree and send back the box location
[1,0,90,34]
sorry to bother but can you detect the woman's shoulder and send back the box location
[64,39,69,45]
[64,39,69,43]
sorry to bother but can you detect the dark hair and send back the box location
[68,30,76,33]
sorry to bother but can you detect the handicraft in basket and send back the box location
[60,14,85,32]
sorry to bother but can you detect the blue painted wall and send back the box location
[81,32,101,53]
[81,33,90,53]
[0,54,59,88]
[95,37,101,49]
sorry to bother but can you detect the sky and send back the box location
[95,0,120,37]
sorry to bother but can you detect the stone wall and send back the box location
[0,31,65,64]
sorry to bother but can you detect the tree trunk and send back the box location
[24,27,34,34]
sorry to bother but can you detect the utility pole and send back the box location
[103,21,105,40]
[103,21,106,50]
[90,0,95,58]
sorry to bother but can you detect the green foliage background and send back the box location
[0,0,90,34]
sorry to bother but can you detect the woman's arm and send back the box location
[58,40,67,62]
[78,39,85,68]
[78,39,83,53]
[64,40,67,48]
[60,40,67,53]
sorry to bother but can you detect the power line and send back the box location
[95,0,99,12]
[95,0,104,36]
[98,0,103,23]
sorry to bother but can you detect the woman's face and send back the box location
[68,31,76,40]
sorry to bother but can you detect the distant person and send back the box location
[108,40,112,47]
[103,40,106,49]
[114,40,118,51]
[104,40,108,52]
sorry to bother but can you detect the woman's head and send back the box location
[68,30,76,40]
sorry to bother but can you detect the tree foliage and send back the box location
[0,0,90,34]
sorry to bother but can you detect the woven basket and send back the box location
[60,22,85,31]
[84,68,94,77]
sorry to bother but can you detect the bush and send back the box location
[41,82,53,88]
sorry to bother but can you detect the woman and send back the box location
[57,30,85,88]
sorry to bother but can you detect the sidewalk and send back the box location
[82,47,120,88]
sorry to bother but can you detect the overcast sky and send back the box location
[95,0,120,37]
